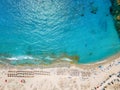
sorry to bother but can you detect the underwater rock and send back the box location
[116,14,120,20]
[110,0,120,37]
[117,0,120,5]
[89,2,98,14]
[90,6,98,14]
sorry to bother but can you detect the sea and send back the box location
[0,0,120,65]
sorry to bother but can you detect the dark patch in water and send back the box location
[89,52,93,56]
[90,30,96,35]
[85,44,88,47]
[99,20,108,32]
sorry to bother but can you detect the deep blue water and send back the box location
[0,0,120,65]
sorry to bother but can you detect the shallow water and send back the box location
[0,0,120,65]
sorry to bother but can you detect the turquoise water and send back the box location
[0,0,120,65]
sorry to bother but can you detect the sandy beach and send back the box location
[0,53,120,90]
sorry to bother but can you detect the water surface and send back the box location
[0,0,120,65]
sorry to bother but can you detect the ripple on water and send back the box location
[0,0,120,64]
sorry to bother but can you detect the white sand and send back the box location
[0,53,120,90]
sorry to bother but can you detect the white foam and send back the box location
[7,56,34,61]
[61,58,72,62]
[45,56,54,61]
[7,57,18,61]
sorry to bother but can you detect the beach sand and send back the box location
[0,53,120,90]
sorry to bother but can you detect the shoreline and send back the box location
[0,52,120,69]
[0,52,119,90]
